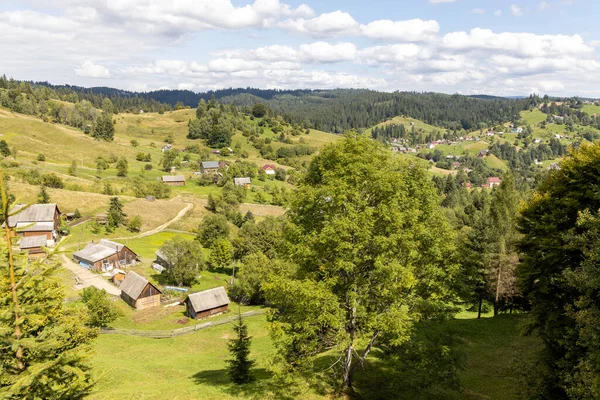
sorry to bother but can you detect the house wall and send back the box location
[187,303,229,319]
[22,231,53,239]
[26,247,45,259]
[121,292,137,308]
[201,167,218,174]
[165,181,185,186]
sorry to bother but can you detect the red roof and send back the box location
[262,164,276,170]
[487,177,501,184]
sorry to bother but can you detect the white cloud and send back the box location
[279,11,359,37]
[360,19,439,41]
[472,8,485,14]
[538,1,550,11]
[510,4,524,16]
[299,42,357,62]
[74,60,111,78]
[493,9,502,16]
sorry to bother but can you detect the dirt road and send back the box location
[60,254,121,296]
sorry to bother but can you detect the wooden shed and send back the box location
[73,239,138,272]
[162,175,186,186]
[120,271,162,310]
[110,269,127,286]
[185,287,230,319]
[19,235,47,258]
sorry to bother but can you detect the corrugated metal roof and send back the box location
[162,175,185,182]
[15,222,55,232]
[121,271,158,299]
[73,243,116,263]
[234,177,251,186]
[201,161,219,169]
[98,239,124,252]
[187,287,230,313]
[19,235,47,249]
[7,204,58,227]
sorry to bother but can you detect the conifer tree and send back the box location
[107,197,125,229]
[37,185,50,204]
[0,170,97,399]
[227,313,255,384]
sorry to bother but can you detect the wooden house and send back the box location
[19,235,47,258]
[120,271,162,310]
[73,239,138,272]
[110,269,127,286]
[185,287,230,319]
[7,204,61,241]
[161,175,186,186]
[201,161,220,174]
[234,177,251,188]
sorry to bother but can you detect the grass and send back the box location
[521,109,547,126]
[582,104,600,116]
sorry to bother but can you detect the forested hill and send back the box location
[5,75,535,133]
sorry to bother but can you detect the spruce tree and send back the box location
[227,313,255,384]
[0,171,97,399]
[37,185,50,204]
[107,197,125,229]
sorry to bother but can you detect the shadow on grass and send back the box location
[192,368,297,399]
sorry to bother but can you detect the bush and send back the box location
[128,215,142,232]
[144,163,153,171]
[36,154,45,162]
[81,287,119,328]
[197,214,230,247]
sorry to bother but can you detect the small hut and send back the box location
[19,235,47,258]
[162,175,186,186]
[110,269,127,286]
[120,271,162,310]
[185,287,230,319]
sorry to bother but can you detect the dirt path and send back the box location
[60,255,121,296]
[111,202,193,240]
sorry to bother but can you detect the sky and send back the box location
[1,0,600,96]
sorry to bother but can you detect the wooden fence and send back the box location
[99,309,265,339]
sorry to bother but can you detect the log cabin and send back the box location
[185,287,230,319]
[73,239,138,272]
[161,175,186,186]
[120,272,162,310]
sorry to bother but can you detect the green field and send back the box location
[582,104,600,116]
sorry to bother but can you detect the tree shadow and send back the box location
[192,368,297,399]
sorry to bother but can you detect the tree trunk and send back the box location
[494,266,502,317]
[477,296,483,319]
[341,302,356,392]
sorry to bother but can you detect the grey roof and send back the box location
[98,239,124,252]
[120,271,160,299]
[162,175,185,182]
[201,161,219,169]
[15,222,55,232]
[19,235,47,249]
[187,287,230,313]
[7,204,58,228]
[234,177,251,186]
[73,243,117,263]
[155,249,171,264]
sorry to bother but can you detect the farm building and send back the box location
[162,175,185,186]
[6,204,61,241]
[262,164,276,175]
[110,269,127,286]
[234,177,251,187]
[201,161,220,174]
[161,144,172,152]
[120,271,162,310]
[73,239,138,272]
[185,287,230,319]
[19,235,48,258]
[487,177,502,188]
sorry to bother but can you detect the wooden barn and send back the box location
[162,175,186,186]
[185,287,230,319]
[200,161,219,175]
[6,204,61,241]
[19,235,47,258]
[73,239,138,272]
[120,272,162,310]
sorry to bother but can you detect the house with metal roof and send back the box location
[120,271,161,310]
[234,177,251,187]
[161,175,186,186]
[185,287,230,319]
[73,239,138,272]
[19,235,48,258]
[6,204,60,241]
[200,161,220,174]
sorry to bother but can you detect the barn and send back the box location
[73,239,138,272]
[185,287,230,319]
[19,235,47,258]
[200,161,219,174]
[6,203,61,241]
[162,175,186,186]
[120,271,162,310]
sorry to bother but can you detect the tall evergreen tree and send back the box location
[227,313,255,384]
[37,186,50,204]
[107,197,125,229]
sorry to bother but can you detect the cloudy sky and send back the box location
[1,0,599,96]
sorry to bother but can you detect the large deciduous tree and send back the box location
[159,237,205,287]
[264,134,458,392]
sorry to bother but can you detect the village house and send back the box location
[262,164,276,175]
[234,177,251,188]
[452,161,461,169]
[120,271,162,310]
[162,175,186,186]
[549,163,561,170]
[426,143,435,149]
[161,144,172,152]
[152,249,170,273]
[19,235,48,258]
[185,287,230,319]
[487,177,502,188]
[6,203,61,242]
[218,161,229,169]
[201,161,220,174]
[73,239,138,272]
[462,182,472,189]
[534,138,542,144]
[511,127,524,134]
[478,150,488,158]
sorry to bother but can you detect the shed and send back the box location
[110,269,127,286]
[234,177,251,187]
[73,239,138,272]
[185,287,230,319]
[201,161,220,174]
[19,235,47,258]
[162,175,186,186]
[120,271,162,310]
